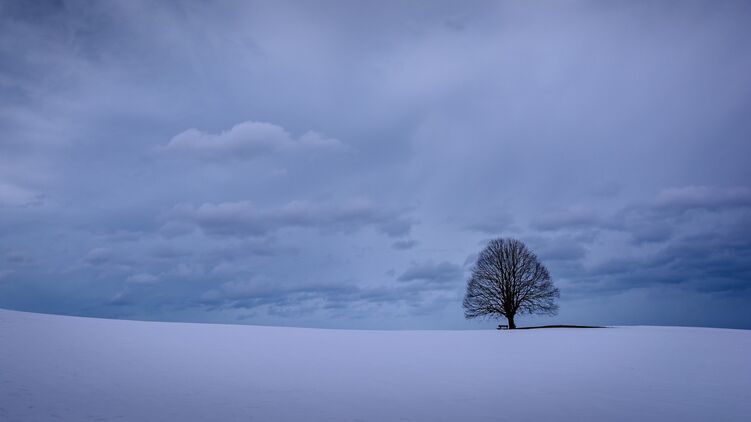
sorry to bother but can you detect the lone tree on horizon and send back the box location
[463,238,559,329]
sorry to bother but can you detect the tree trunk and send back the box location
[507,314,516,329]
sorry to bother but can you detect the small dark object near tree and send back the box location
[463,238,559,329]
[496,324,509,330]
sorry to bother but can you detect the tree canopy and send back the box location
[463,238,559,329]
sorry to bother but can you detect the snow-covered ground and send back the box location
[1,309,749,421]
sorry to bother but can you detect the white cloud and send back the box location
[161,121,346,160]
[83,248,113,265]
[126,273,160,284]
[0,269,13,281]
[0,182,43,207]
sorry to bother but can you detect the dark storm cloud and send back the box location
[629,224,673,245]
[199,279,361,309]
[165,198,414,238]
[205,238,294,259]
[1,0,751,328]
[391,239,418,250]
[552,188,751,299]
[531,209,602,232]
[532,239,587,262]
[655,186,751,213]
[398,261,464,285]
[194,276,457,323]
[464,211,516,234]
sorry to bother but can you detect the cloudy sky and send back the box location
[1,0,750,329]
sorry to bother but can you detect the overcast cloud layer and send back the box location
[1,0,750,329]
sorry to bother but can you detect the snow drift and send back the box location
[1,309,749,421]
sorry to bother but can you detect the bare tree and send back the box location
[463,238,559,329]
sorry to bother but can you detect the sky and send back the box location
[1,0,750,329]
